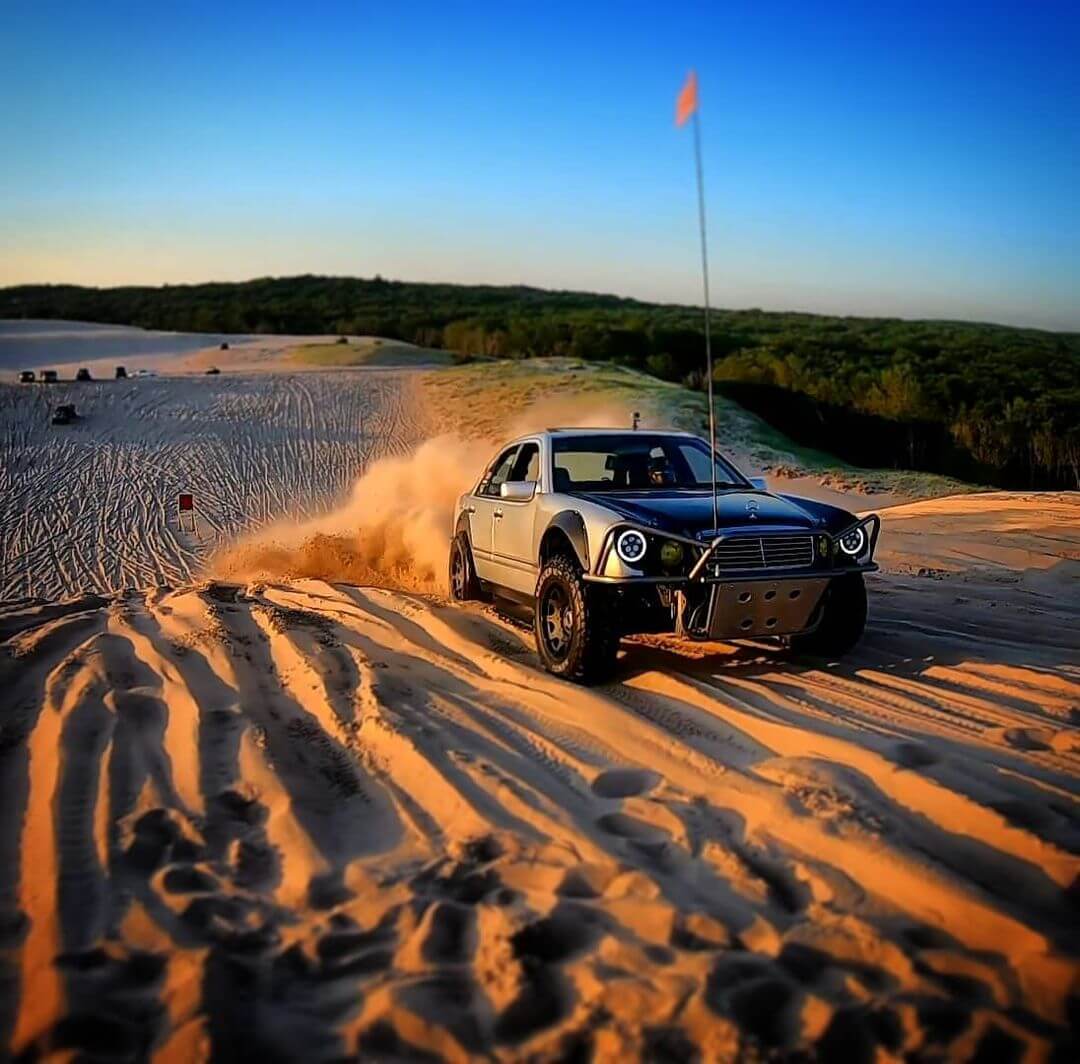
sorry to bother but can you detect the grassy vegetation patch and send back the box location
[420,357,976,499]
[9,275,1074,487]
[290,340,452,367]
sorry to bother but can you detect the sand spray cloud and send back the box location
[212,396,645,592]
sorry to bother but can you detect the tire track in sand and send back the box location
[2,572,1077,1060]
[0,371,429,601]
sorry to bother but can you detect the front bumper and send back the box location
[583,563,877,641]
[582,562,878,585]
[584,518,879,640]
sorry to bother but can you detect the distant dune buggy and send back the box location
[52,404,78,426]
[450,429,879,682]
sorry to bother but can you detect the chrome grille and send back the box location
[707,534,814,573]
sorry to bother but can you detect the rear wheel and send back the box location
[534,555,620,683]
[449,532,481,601]
[791,573,867,658]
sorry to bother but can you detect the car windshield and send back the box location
[551,434,747,492]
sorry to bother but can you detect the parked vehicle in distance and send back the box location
[132,369,158,378]
[75,367,92,382]
[450,428,879,682]
[41,370,58,383]
[18,370,35,383]
[52,404,78,426]
[219,342,230,350]
[115,365,128,379]
[205,366,221,375]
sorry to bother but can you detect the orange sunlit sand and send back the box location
[2,325,1077,1057]
[3,5,1078,1057]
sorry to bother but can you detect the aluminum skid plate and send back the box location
[706,577,829,639]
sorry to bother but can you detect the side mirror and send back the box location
[500,480,536,501]
[748,476,768,491]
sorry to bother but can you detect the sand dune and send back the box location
[3,331,1077,1057]
[0,370,427,600]
[0,320,446,379]
[0,321,244,372]
[2,491,1077,1059]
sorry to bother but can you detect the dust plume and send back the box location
[211,434,490,592]
[504,395,643,438]
[211,395,651,593]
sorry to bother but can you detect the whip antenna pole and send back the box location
[692,108,718,533]
[676,70,718,533]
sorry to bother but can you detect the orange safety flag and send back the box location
[675,70,698,127]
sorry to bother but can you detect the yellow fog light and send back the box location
[659,540,685,569]
[818,535,830,557]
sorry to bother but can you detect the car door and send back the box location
[467,445,519,583]
[490,441,540,595]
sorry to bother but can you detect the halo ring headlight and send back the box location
[839,526,866,557]
[615,529,648,566]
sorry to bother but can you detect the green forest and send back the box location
[4,275,1078,489]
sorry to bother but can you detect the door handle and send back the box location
[493,509,503,519]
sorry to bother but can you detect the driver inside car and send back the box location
[648,453,676,486]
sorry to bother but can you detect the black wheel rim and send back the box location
[451,544,466,598]
[540,582,573,661]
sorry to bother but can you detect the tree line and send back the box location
[4,275,1077,488]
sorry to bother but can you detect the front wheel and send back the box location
[790,573,867,658]
[534,556,620,684]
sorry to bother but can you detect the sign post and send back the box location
[178,492,196,534]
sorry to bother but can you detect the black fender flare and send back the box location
[541,511,590,572]
[454,511,471,540]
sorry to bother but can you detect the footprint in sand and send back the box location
[420,901,476,964]
[596,811,670,844]
[893,742,938,769]
[997,726,1053,751]
[316,917,397,978]
[591,767,661,799]
[161,865,218,894]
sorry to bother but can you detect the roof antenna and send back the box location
[676,69,719,535]
[632,411,640,430]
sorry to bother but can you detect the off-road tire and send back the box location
[449,532,482,601]
[791,573,867,658]
[534,555,620,683]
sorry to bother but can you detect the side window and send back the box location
[508,443,539,484]
[479,447,519,498]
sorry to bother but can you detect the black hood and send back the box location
[573,490,831,538]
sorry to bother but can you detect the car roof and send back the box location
[497,428,701,447]
[544,427,696,435]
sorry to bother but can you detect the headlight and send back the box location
[659,540,685,569]
[838,526,866,557]
[615,529,648,565]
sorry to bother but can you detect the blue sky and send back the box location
[2,1,1078,329]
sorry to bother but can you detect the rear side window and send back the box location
[508,443,540,483]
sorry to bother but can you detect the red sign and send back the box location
[178,493,194,512]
